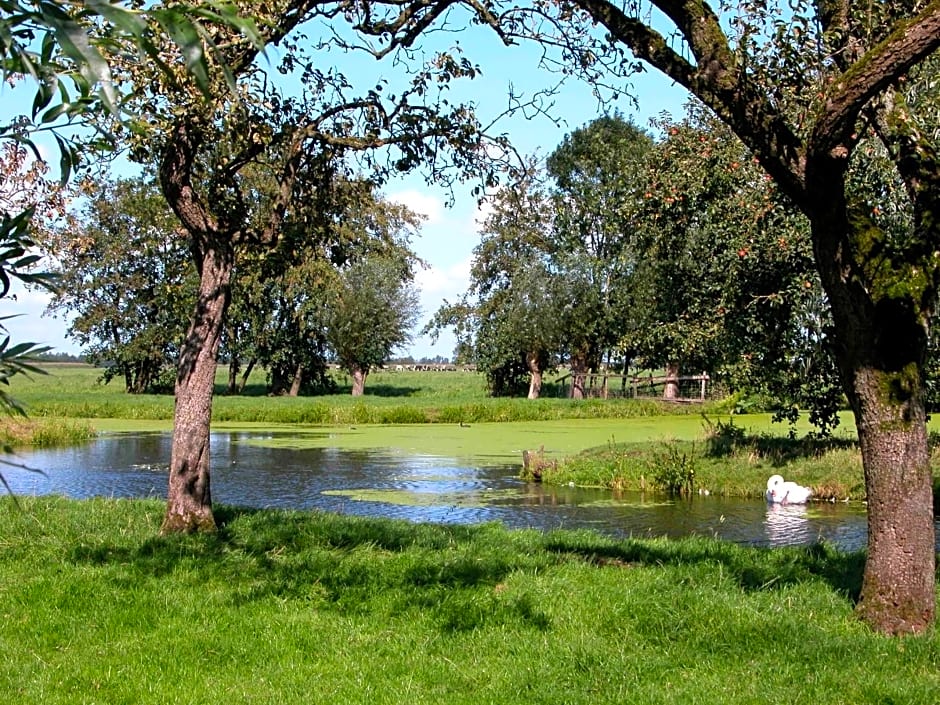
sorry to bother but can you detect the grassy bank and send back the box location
[1,497,938,704]
[534,419,940,502]
[8,363,720,425]
[0,417,96,449]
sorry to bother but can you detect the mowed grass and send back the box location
[2,497,939,705]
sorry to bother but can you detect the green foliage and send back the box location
[627,104,835,423]
[430,116,654,396]
[0,333,49,415]
[326,254,422,390]
[649,442,697,497]
[43,175,196,393]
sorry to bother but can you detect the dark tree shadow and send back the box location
[66,506,554,632]
[66,504,878,618]
[704,417,858,466]
[214,383,423,398]
[330,384,422,398]
[540,530,868,603]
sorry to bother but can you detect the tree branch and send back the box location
[811,1,940,159]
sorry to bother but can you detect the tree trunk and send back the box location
[853,375,935,634]
[227,356,239,395]
[351,366,368,396]
[569,352,588,399]
[237,357,256,394]
[810,204,936,634]
[526,351,542,400]
[663,362,680,401]
[161,244,233,534]
[288,362,303,397]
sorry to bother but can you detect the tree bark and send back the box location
[526,351,542,399]
[663,362,680,401]
[227,352,239,395]
[161,243,233,534]
[237,357,256,394]
[289,362,303,397]
[569,351,588,399]
[809,199,936,634]
[351,366,368,396]
[853,375,935,634]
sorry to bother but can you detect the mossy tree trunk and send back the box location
[810,194,936,633]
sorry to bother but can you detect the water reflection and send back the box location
[4,431,934,552]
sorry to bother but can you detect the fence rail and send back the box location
[555,372,711,401]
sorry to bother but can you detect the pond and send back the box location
[4,430,934,552]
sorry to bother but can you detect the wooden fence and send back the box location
[554,371,711,402]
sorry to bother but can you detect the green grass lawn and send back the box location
[7,363,716,424]
[1,497,938,705]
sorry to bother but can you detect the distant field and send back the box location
[8,363,720,425]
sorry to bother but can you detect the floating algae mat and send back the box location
[322,487,529,507]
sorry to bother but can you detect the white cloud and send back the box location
[415,257,471,299]
[2,283,78,353]
[387,189,445,224]
[405,257,473,361]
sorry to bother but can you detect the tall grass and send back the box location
[0,417,96,449]
[1,497,937,705]
[535,418,940,502]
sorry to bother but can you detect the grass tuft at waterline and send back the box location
[1,497,938,705]
[0,417,96,448]
[536,417,940,504]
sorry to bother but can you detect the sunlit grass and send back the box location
[9,363,717,425]
[0,417,95,448]
[1,497,937,705]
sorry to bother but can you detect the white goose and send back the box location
[765,474,812,504]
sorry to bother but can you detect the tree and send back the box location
[326,254,421,395]
[0,2,265,409]
[405,0,938,632]
[43,176,196,393]
[107,3,504,533]
[546,115,653,394]
[491,0,940,633]
[0,142,62,413]
[222,179,423,397]
[427,162,562,397]
[628,104,832,418]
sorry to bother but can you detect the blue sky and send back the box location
[2,17,690,361]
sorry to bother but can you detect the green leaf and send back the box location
[41,3,118,111]
[153,11,210,93]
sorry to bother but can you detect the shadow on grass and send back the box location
[67,505,872,617]
[704,417,858,466]
[67,506,553,632]
[541,530,867,603]
[331,384,422,398]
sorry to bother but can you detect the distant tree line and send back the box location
[40,173,421,398]
[427,105,930,437]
